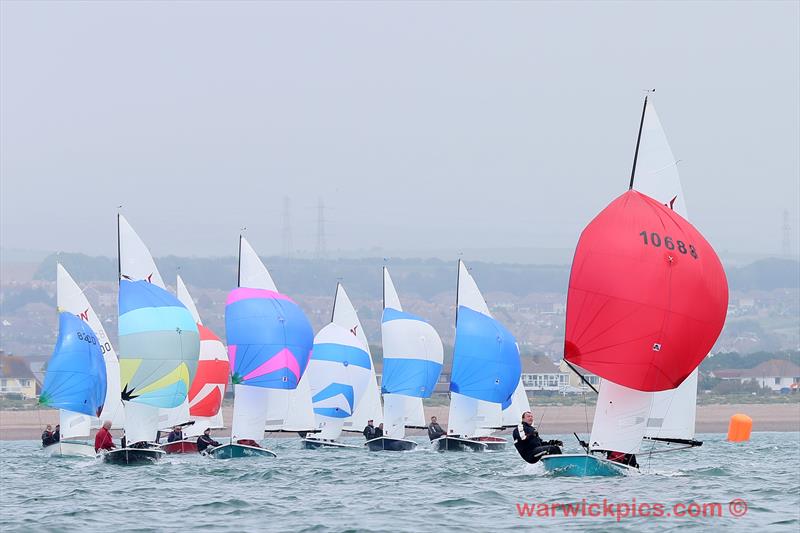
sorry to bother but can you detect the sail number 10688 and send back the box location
[639,231,698,259]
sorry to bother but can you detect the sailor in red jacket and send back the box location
[94,420,116,452]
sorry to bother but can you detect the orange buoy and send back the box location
[727,413,753,442]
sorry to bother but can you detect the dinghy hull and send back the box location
[44,440,97,458]
[207,443,277,459]
[159,439,198,454]
[365,437,417,451]
[471,436,507,451]
[302,438,362,450]
[102,447,165,465]
[432,436,488,452]
[540,454,637,477]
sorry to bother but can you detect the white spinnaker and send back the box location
[333,284,383,428]
[56,263,124,428]
[630,97,698,443]
[230,384,272,442]
[239,236,277,291]
[118,214,165,288]
[447,260,492,437]
[308,321,373,440]
[501,378,531,427]
[60,409,92,440]
[589,379,652,454]
[176,275,202,324]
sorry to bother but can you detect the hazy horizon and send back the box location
[2,1,798,260]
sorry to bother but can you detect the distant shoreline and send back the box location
[1,403,797,441]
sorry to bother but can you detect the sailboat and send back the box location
[208,236,314,458]
[303,283,373,449]
[105,215,200,465]
[39,305,107,457]
[55,264,125,431]
[337,292,383,436]
[434,260,522,452]
[158,275,229,454]
[540,96,728,476]
[366,267,444,451]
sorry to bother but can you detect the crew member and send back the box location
[375,423,384,438]
[196,428,221,454]
[41,425,55,447]
[427,416,446,441]
[94,420,116,452]
[167,426,183,442]
[363,419,377,440]
[511,411,562,464]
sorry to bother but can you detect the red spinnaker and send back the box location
[564,190,728,392]
[188,324,229,417]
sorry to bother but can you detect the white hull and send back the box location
[44,440,97,458]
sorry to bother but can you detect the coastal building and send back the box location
[520,355,569,392]
[712,359,800,392]
[0,352,37,399]
[558,359,601,391]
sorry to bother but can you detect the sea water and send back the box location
[1,432,798,532]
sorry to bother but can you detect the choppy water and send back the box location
[1,432,798,532]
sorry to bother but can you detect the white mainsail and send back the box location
[56,263,124,429]
[336,284,383,431]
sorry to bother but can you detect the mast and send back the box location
[382,267,386,310]
[331,282,340,322]
[237,235,242,288]
[628,95,649,190]
[455,260,462,328]
[116,213,122,281]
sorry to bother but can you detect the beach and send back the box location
[2,403,797,440]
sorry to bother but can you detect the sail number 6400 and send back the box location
[639,231,698,259]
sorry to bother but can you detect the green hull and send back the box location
[540,454,637,477]
[207,443,277,459]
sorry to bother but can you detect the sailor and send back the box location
[375,423,384,438]
[196,428,221,454]
[167,426,183,442]
[41,425,55,447]
[363,419,377,440]
[512,411,562,464]
[427,416,446,441]
[606,451,639,468]
[94,420,116,453]
[53,425,60,443]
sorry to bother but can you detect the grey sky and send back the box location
[1,1,798,261]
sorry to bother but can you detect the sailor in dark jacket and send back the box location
[196,428,221,454]
[512,411,562,464]
[363,420,377,440]
[427,416,446,441]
